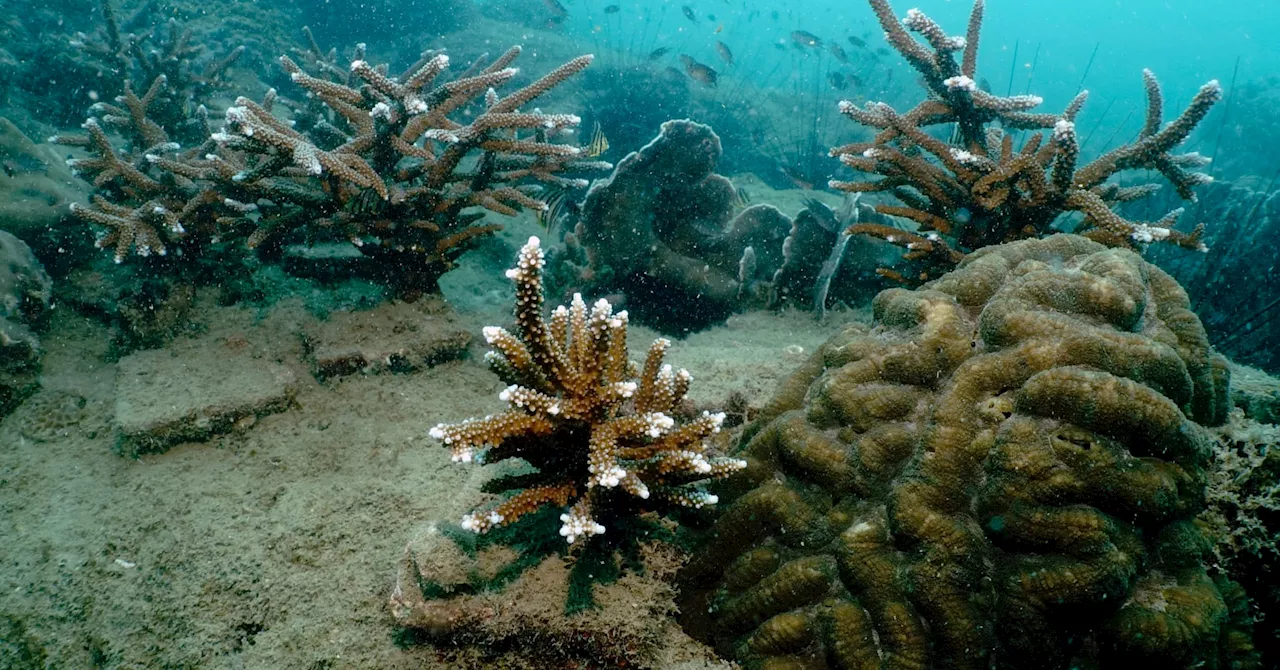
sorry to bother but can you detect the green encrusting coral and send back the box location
[679,234,1258,669]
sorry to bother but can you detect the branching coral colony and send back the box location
[830,0,1220,283]
[429,237,746,544]
[54,39,605,297]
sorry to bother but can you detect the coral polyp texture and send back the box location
[54,40,604,296]
[429,236,746,544]
[830,0,1219,283]
[679,234,1259,668]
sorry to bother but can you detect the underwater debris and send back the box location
[428,236,746,545]
[680,234,1257,669]
[830,0,1219,283]
[54,42,604,298]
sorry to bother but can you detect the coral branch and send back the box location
[58,37,603,296]
[429,237,745,543]
[831,0,1220,282]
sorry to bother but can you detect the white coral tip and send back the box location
[943,75,977,92]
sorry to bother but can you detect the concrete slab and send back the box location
[115,343,297,456]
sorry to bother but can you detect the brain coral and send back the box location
[679,234,1258,669]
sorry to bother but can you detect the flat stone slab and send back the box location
[115,344,298,456]
[303,298,471,379]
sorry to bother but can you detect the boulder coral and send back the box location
[679,235,1258,668]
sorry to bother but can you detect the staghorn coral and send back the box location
[429,236,746,544]
[64,0,244,140]
[679,234,1258,668]
[54,40,603,298]
[830,0,1218,283]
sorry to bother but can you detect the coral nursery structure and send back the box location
[54,41,603,297]
[680,235,1257,668]
[830,0,1219,283]
[429,236,746,543]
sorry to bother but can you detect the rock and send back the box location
[114,341,298,456]
[0,317,41,418]
[390,519,731,669]
[569,120,793,333]
[302,298,471,379]
[281,242,369,281]
[0,230,51,418]
[0,117,88,255]
[0,229,51,325]
[1230,362,1280,424]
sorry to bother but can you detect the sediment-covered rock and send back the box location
[301,298,471,379]
[114,337,298,456]
[0,230,52,418]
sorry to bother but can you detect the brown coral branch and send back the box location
[429,238,744,544]
[829,0,1222,283]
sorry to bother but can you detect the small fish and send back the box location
[682,5,697,22]
[708,14,717,21]
[829,43,849,63]
[978,77,992,93]
[804,198,840,234]
[875,46,891,57]
[715,23,724,34]
[680,54,718,87]
[541,0,568,17]
[778,165,813,190]
[791,30,822,47]
[715,40,734,65]
[827,71,847,90]
[771,10,779,21]
[648,46,672,60]
[604,4,620,13]
[535,186,582,236]
[847,35,866,49]
[733,186,751,207]
[773,42,786,51]
[584,121,609,158]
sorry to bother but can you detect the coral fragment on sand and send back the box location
[429,236,746,543]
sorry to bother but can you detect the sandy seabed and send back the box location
[0,286,853,668]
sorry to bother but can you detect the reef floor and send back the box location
[0,271,854,667]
